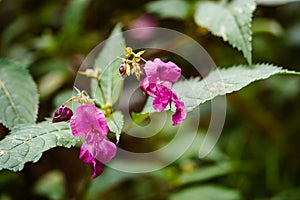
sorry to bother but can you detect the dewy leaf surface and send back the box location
[0,122,79,171]
[0,59,39,129]
[172,64,300,112]
[92,24,125,105]
[194,0,256,64]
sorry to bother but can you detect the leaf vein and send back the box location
[0,79,20,120]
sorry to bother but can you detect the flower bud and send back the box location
[52,105,73,123]
[119,63,128,79]
[119,64,126,75]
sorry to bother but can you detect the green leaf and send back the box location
[147,0,190,19]
[178,162,235,185]
[1,16,30,51]
[173,64,300,112]
[131,112,149,124]
[194,0,256,64]
[252,18,284,37]
[62,0,91,35]
[0,59,39,129]
[271,188,300,200]
[92,24,125,105]
[170,185,241,200]
[0,122,79,171]
[33,170,66,200]
[106,111,124,143]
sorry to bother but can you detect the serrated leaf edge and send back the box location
[174,63,300,111]
[195,0,256,64]
[0,122,76,171]
[0,60,39,129]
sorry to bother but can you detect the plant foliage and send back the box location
[195,0,256,64]
[0,122,79,171]
[0,59,39,129]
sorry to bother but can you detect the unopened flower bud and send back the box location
[52,105,73,123]
[119,64,126,75]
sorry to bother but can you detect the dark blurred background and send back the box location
[0,0,300,199]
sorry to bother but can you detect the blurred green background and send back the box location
[0,0,300,199]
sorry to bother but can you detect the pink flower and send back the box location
[70,104,116,179]
[128,14,157,41]
[140,58,187,125]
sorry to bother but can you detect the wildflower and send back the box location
[70,104,116,178]
[52,105,73,123]
[140,58,186,125]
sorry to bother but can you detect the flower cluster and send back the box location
[52,90,116,179]
[51,46,187,179]
[118,47,187,125]
[140,58,187,125]
[119,47,145,80]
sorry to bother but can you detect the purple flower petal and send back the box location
[140,58,186,125]
[144,58,181,85]
[171,94,187,126]
[140,78,151,95]
[80,145,104,179]
[140,78,158,97]
[70,104,108,137]
[70,104,117,178]
[94,139,117,163]
[152,85,172,112]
